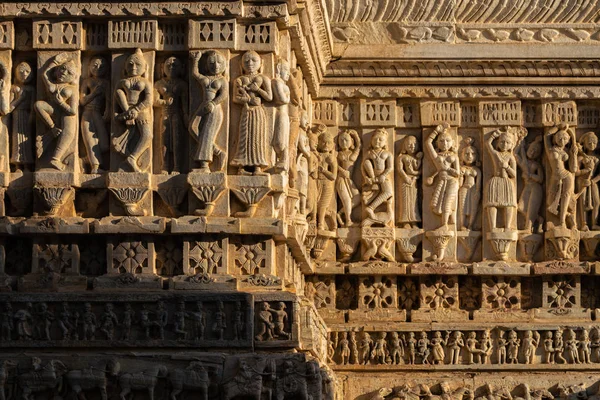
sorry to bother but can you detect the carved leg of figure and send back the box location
[487,206,498,231]
[52,115,76,170]
[128,120,152,172]
[505,207,515,231]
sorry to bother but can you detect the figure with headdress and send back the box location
[114,48,153,172]
[271,58,291,173]
[6,61,35,171]
[397,135,422,228]
[231,50,272,175]
[425,123,460,229]
[80,56,110,173]
[154,56,188,174]
[336,129,361,227]
[316,128,338,230]
[545,123,578,229]
[457,137,481,230]
[189,50,227,173]
[35,52,79,171]
[576,131,600,230]
[362,128,394,227]
[515,133,544,232]
[484,127,518,231]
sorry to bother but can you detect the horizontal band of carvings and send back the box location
[326,0,600,23]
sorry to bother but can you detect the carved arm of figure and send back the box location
[397,156,410,184]
[544,127,555,158]
[190,50,204,82]
[115,84,131,121]
[322,154,338,181]
[133,80,152,117]
[233,77,251,105]
[515,138,530,179]
[153,83,172,107]
[425,126,441,168]
[567,125,578,173]
[250,75,273,103]
[8,85,27,114]
[506,152,517,179]
[350,130,361,162]
[289,68,302,107]
[54,84,78,116]
[272,75,290,106]
[378,151,394,184]
[486,129,500,155]
[80,79,101,107]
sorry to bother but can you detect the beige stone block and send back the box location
[108,20,158,49]
[237,22,278,52]
[188,19,236,49]
[33,20,83,50]
[0,21,14,50]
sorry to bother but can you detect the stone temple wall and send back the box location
[2,1,600,400]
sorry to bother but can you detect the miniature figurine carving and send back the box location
[14,302,33,340]
[189,50,227,173]
[430,331,448,365]
[370,332,389,364]
[458,138,481,230]
[0,302,12,341]
[271,302,290,339]
[114,48,153,172]
[271,58,291,174]
[233,301,245,341]
[231,51,273,175]
[516,135,544,232]
[397,135,423,228]
[576,131,600,230]
[417,331,431,364]
[390,332,405,365]
[191,301,206,340]
[580,328,592,363]
[565,329,580,364]
[522,330,540,364]
[359,332,374,365]
[338,331,351,365]
[212,300,226,340]
[100,302,118,340]
[80,56,110,173]
[362,128,394,227]
[8,61,35,172]
[255,302,275,341]
[507,329,520,364]
[485,127,518,232]
[34,302,54,340]
[336,129,361,226]
[82,302,97,340]
[58,302,78,340]
[296,112,311,215]
[154,56,189,174]
[35,52,79,171]
[545,123,578,229]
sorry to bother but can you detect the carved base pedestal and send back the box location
[229,175,272,218]
[518,231,543,262]
[33,172,75,217]
[395,228,422,263]
[108,172,152,217]
[486,230,518,261]
[92,274,162,290]
[361,227,395,262]
[171,274,237,290]
[154,173,187,217]
[545,227,579,260]
[426,227,455,261]
[187,171,228,217]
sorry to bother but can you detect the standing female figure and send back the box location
[231,51,272,175]
[336,129,361,227]
[576,131,600,230]
[189,50,228,173]
[457,138,481,230]
[397,135,422,228]
[425,123,460,229]
[8,61,35,172]
[515,134,544,232]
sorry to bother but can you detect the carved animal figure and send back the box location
[17,359,68,400]
[221,359,268,400]
[118,364,168,400]
[65,359,120,400]
[169,361,210,400]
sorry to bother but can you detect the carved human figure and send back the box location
[296,112,311,215]
[349,331,359,364]
[271,58,291,173]
[362,128,394,226]
[407,332,417,364]
[270,302,289,339]
[457,138,481,230]
[231,51,273,175]
[316,128,338,230]
[80,56,110,173]
[522,330,539,364]
[122,303,133,340]
[576,131,600,230]
[554,329,567,364]
[336,129,361,227]
[565,329,580,364]
[14,303,33,340]
[389,332,405,365]
[545,123,578,229]
[543,331,555,364]
[479,330,493,364]
[485,128,518,232]
[425,123,460,229]
[191,301,206,340]
[189,50,227,173]
[212,300,226,340]
[592,328,600,362]
[153,300,168,340]
[8,61,35,172]
[370,332,388,365]
[417,331,431,364]
[393,138,423,231]
[430,331,448,365]
[515,134,544,232]
[100,302,118,340]
[497,330,507,364]
[507,330,520,364]
[114,48,153,172]
[359,332,373,365]
[173,301,187,340]
[140,305,152,339]
[307,129,320,222]
[58,302,78,340]
[466,331,482,364]
[35,52,79,170]
[580,328,592,364]
[0,302,12,341]
[255,302,274,341]
[154,56,188,174]
[34,302,54,340]
[338,332,351,365]
[233,301,244,341]
[447,331,464,365]
[82,302,96,340]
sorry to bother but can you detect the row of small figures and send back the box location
[330,328,600,366]
[0,300,248,342]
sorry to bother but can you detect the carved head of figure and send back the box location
[433,331,442,339]
[508,330,517,339]
[338,129,357,151]
[205,50,226,76]
[419,331,427,339]
[276,302,286,311]
[84,302,92,312]
[580,131,598,152]
[437,131,455,152]
[105,303,113,312]
[468,331,476,339]
[276,58,290,81]
[162,56,183,79]
[527,136,543,159]
[440,382,451,394]
[241,50,262,74]
[318,131,335,153]
[217,300,224,311]
[401,136,418,155]
[392,332,399,339]
[55,59,78,84]
[371,128,388,151]
[545,331,553,339]
[261,302,270,311]
[300,111,310,130]
[125,48,147,78]
[524,330,532,338]
[497,128,516,152]
[482,330,490,339]
[14,61,33,84]
[61,302,69,311]
[88,56,108,78]
[460,137,478,165]
[408,332,415,339]
[582,329,589,339]
[553,125,571,149]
